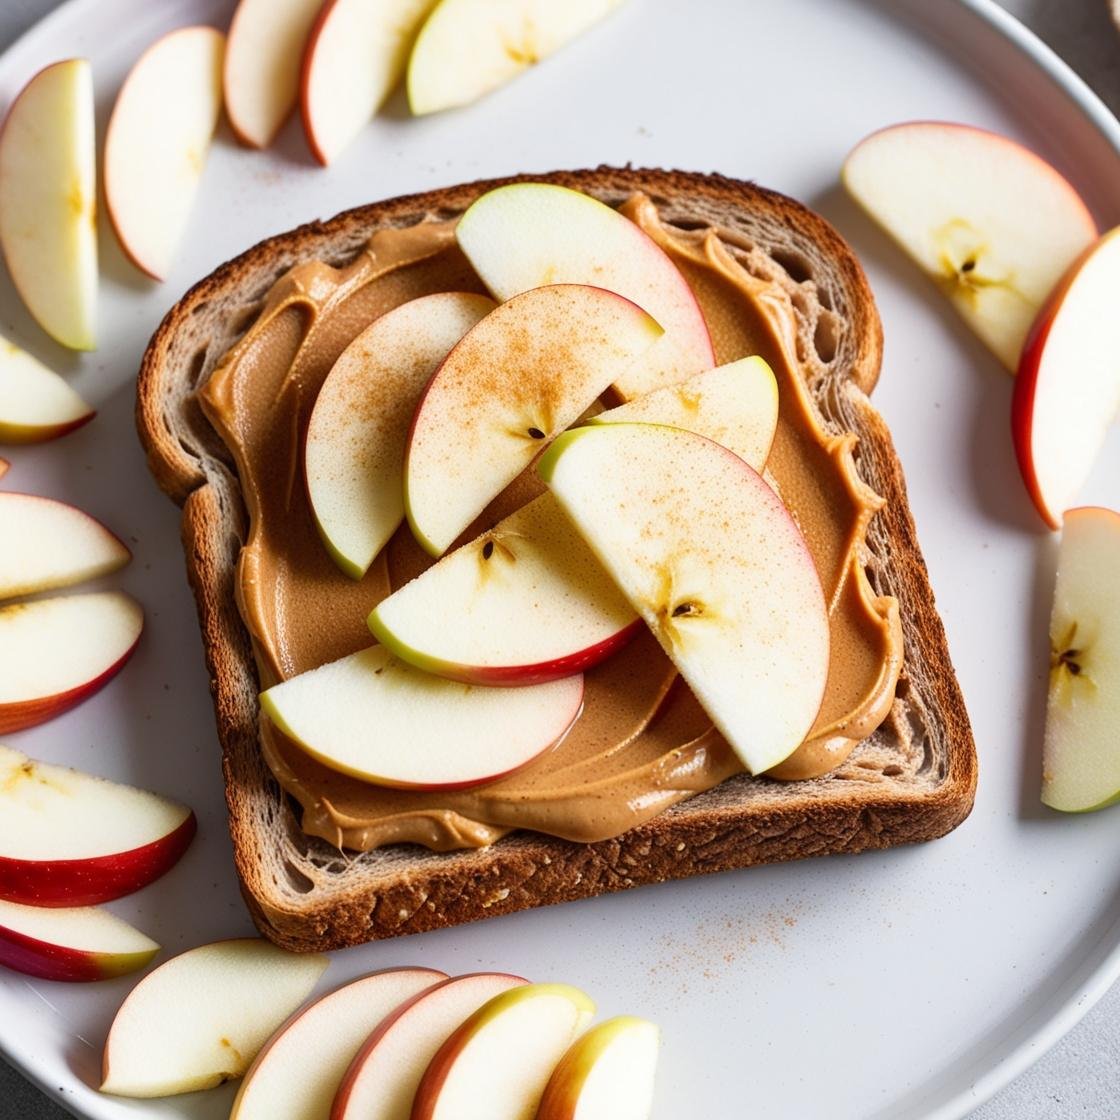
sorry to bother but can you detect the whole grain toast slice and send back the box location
[137,167,977,952]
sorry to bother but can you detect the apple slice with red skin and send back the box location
[0,59,97,350]
[455,182,714,398]
[0,335,94,443]
[0,745,195,907]
[0,591,143,734]
[104,27,225,281]
[0,493,130,600]
[1041,507,1120,811]
[231,967,446,1120]
[0,898,158,982]
[0,459,8,481]
[411,983,595,1120]
[224,0,322,148]
[260,645,583,790]
[1012,227,1120,529]
[536,1016,660,1120]
[332,972,526,1120]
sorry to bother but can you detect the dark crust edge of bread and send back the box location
[137,167,977,952]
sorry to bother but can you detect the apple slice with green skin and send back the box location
[231,967,446,1120]
[0,898,158,983]
[104,27,225,281]
[101,938,328,1098]
[261,645,583,789]
[332,972,526,1120]
[1041,507,1120,812]
[408,0,626,115]
[405,283,661,557]
[0,591,144,734]
[1012,227,1120,529]
[224,0,322,148]
[301,0,437,166]
[370,357,778,685]
[843,121,1097,372]
[307,292,495,579]
[536,1016,660,1120]
[411,983,595,1120]
[0,493,130,600]
[456,182,713,398]
[0,335,94,443]
[0,745,195,907]
[540,423,829,775]
[0,60,97,350]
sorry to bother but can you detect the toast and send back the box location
[136,167,977,952]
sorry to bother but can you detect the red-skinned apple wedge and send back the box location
[1012,227,1120,529]
[0,746,195,907]
[0,335,94,443]
[101,938,328,1097]
[0,592,143,734]
[0,459,7,480]
[0,898,158,982]
[332,972,526,1120]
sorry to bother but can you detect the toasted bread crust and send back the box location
[138,168,976,951]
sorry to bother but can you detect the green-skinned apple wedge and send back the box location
[0,335,94,443]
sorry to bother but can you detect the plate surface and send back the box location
[1,1,1119,1118]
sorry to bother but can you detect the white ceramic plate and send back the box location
[1,1,1119,1117]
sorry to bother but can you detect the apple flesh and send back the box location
[300,0,438,165]
[0,493,130,600]
[0,898,158,983]
[408,0,625,115]
[0,591,144,734]
[224,0,322,148]
[333,972,526,1120]
[411,983,595,1120]
[0,59,97,350]
[0,334,94,443]
[231,967,446,1120]
[404,283,661,557]
[0,745,195,907]
[101,938,328,1097]
[104,26,225,281]
[1041,507,1120,812]
[455,182,714,398]
[540,423,830,775]
[1012,227,1120,529]
[843,121,1098,372]
[260,645,584,789]
[536,1016,660,1120]
[306,292,495,578]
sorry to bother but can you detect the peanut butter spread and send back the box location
[199,194,902,852]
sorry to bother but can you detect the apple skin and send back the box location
[0,913,157,982]
[0,414,93,445]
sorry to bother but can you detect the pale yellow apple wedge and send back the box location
[0,333,94,443]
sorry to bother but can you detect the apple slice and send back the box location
[0,334,94,443]
[0,898,158,983]
[405,284,661,557]
[843,122,1097,371]
[260,646,583,789]
[408,0,625,115]
[412,983,594,1120]
[0,493,130,600]
[456,182,714,398]
[540,423,830,775]
[536,1016,660,1120]
[102,938,328,1097]
[231,967,446,1120]
[0,59,97,350]
[0,591,144,734]
[307,292,495,579]
[0,745,195,907]
[1012,227,1120,529]
[333,972,526,1120]
[104,27,225,281]
[224,0,322,148]
[301,0,438,166]
[0,458,7,480]
[1041,507,1120,811]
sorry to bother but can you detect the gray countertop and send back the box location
[1,1,1118,1117]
